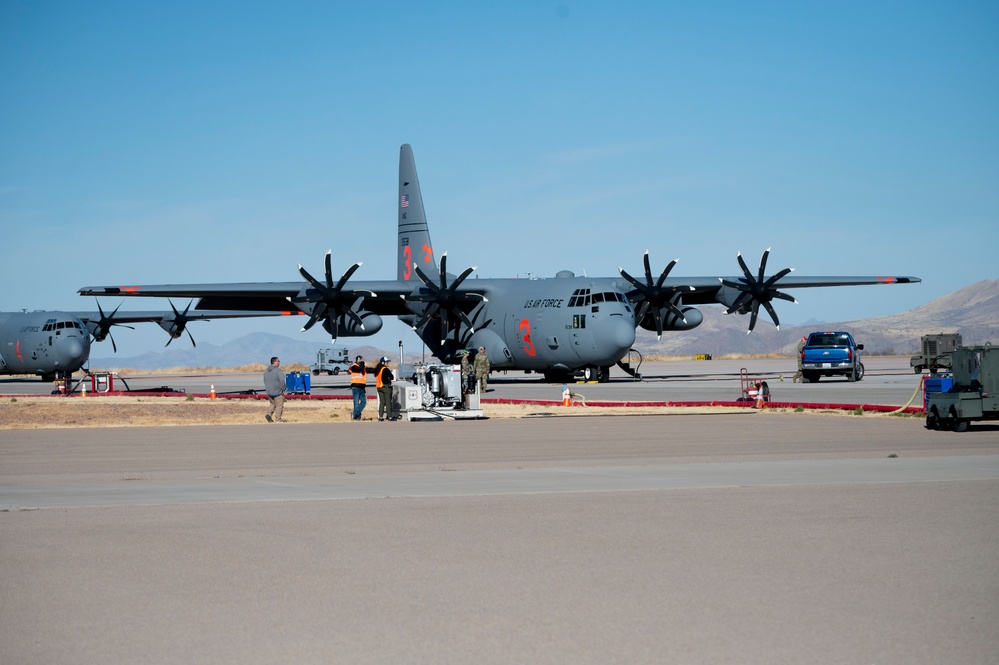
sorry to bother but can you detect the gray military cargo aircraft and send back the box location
[79,144,920,382]
[0,304,292,380]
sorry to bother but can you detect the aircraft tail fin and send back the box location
[398,144,435,282]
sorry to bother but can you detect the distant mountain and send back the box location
[90,332,399,371]
[91,280,999,369]
[633,279,999,357]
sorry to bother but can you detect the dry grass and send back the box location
[0,394,917,430]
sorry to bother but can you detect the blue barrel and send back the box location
[923,376,953,410]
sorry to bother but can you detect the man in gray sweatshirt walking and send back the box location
[263,356,286,423]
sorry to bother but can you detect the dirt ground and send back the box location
[0,394,915,430]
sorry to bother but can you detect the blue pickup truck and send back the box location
[801,331,864,382]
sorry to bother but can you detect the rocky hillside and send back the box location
[634,279,999,357]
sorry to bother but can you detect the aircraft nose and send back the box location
[594,316,635,356]
[609,317,636,350]
[59,337,88,368]
[64,337,84,360]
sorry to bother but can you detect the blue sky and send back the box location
[2,1,996,358]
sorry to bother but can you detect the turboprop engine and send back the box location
[638,305,703,332]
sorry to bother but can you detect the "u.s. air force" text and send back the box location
[522,298,564,309]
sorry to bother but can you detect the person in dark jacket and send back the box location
[263,356,286,423]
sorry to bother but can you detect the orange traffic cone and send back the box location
[209,384,217,400]
[562,385,571,407]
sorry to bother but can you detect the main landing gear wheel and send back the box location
[581,366,611,383]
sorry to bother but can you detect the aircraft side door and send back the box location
[508,311,540,362]
[507,307,586,366]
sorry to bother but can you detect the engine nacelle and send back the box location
[714,284,746,312]
[639,305,703,332]
[157,318,185,338]
[323,311,383,337]
[468,328,513,365]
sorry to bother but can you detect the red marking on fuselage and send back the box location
[15,339,22,361]
[422,244,433,263]
[120,286,141,293]
[876,276,898,284]
[519,319,537,357]
[403,245,412,280]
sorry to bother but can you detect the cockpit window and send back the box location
[569,289,592,307]
[44,320,83,332]
[569,289,630,307]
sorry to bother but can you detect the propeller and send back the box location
[719,247,796,334]
[408,252,486,345]
[294,250,376,343]
[89,301,135,353]
[164,300,198,347]
[619,251,694,340]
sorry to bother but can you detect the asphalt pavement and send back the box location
[2,408,997,664]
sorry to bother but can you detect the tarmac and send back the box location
[2,406,998,663]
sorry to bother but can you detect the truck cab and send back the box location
[801,331,864,383]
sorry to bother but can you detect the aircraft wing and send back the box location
[72,308,299,325]
[77,280,418,316]
[71,301,306,351]
[674,274,921,306]
[78,282,307,311]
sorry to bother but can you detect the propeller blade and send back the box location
[757,247,771,283]
[326,312,339,344]
[761,299,781,330]
[655,259,678,289]
[736,252,753,282]
[764,267,794,288]
[619,267,640,289]
[323,249,334,286]
[413,264,439,293]
[438,309,450,345]
[747,302,760,334]
[412,303,441,331]
[298,264,325,293]
[334,261,363,293]
[301,303,327,332]
[651,304,664,339]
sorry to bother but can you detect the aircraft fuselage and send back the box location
[405,275,637,374]
[0,311,91,379]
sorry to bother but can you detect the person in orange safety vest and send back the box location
[348,355,367,420]
[374,356,395,421]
